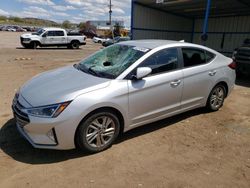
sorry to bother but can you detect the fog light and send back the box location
[46,128,58,144]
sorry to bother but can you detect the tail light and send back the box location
[228,61,236,70]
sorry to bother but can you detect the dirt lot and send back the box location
[0,32,249,188]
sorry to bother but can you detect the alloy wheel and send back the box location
[85,116,116,148]
[210,86,225,110]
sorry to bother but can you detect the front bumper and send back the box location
[20,37,31,45]
[12,97,79,150]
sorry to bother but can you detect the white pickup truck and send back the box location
[20,27,86,49]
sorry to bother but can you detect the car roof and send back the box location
[119,39,219,54]
[43,27,64,31]
[119,40,182,49]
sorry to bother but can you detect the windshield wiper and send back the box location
[74,64,86,73]
[74,64,113,79]
[88,66,99,76]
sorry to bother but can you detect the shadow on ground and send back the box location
[16,47,83,50]
[0,108,208,164]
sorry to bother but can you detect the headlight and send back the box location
[26,101,71,118]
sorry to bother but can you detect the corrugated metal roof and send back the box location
[134,0,250,18]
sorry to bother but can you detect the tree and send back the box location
[78,22,86,30]
[62,20,71,29]
[0,16,7,21]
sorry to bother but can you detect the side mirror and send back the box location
[42,33,47,37]
[135,67,152,80]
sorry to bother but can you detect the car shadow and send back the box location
[0,108,209,164]
[16,47,82,50]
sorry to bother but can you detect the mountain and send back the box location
[0,16,60,27]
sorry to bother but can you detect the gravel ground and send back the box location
[0,32,249,188]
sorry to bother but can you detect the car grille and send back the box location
[12,100,30,128]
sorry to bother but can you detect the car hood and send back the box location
[20,65,110,107]
[21,33,39,38]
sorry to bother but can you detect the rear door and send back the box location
[128,48,183,126]
[54,30,67,44]
[181,48,216,110]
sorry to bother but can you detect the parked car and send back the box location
[13,25,27,32]
[20,27,86,49]
[12,40,235,153]
[0,25,5,31]
[102,36,130,47]
[92,36,110,43]
[6,26,16,32]
[232,38,250,76]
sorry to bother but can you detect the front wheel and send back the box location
[76,111,120,153]
[206,84,226,111]
[30,41,38,49]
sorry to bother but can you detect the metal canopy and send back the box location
[134,0,250,18]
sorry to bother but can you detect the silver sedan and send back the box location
[12,40,236,153]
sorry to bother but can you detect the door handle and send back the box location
[209,70,217,76]
[170,80,181,87]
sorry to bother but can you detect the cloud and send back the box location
[52,12,69,17]
[18,0,55,6]
[24,6,48,14]
[51,5,76,11]
[63,0,131,26]
[0,8,9,16]
[4,0,131,25]
[65,0,131,8]
[13,6,69,20]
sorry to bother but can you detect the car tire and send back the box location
[206,84,226,111]
[30,41,38,49]
[76,110,120,153]
[71,41,80,49]
[98,40,101,43]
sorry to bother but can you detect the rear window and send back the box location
[206,51,216,62]
[182,48,215,68]
[54,31,64,36]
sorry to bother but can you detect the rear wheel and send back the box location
[206,84,226,111]
[71,41,80,49]
[76,111,120,153]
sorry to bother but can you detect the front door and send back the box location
[128,48,183,127]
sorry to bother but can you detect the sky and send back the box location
[0,0,132,27]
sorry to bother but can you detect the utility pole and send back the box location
[109,0,112,25]
[108,0,114,39]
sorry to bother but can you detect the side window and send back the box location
[139,48,178,75]
[54,31,64,36]
[205,51,215,62]
[182,48,206,67]
[47,31,54,37]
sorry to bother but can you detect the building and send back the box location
[131,0,250,56]
[88,20,124,30]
